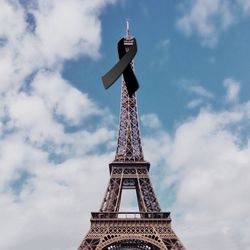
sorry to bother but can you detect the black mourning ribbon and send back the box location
[102,38,139,97]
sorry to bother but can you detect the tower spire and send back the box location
[126,19,130,38]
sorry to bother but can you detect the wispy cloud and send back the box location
[176,0,250,47]
[180,79,214,99]
[180,79,214,109]
[223,78,240,103]
[188,85,214,98]
[238,0,250,13]
[159,38,170,48]
[187,98,204,109]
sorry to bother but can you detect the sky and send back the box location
[0,0,250,249]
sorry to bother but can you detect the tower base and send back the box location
[78,212,185,250]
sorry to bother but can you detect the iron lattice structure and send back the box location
[78,26,185,250]
[115,54,143,162]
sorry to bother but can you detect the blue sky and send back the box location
[1,1,250,250]
[64,0,250,130]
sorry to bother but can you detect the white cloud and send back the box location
[141,113,161,128]
[143,130,172,167]
[142,103,250,250]
[223,78,240,103]
[33,71,102,125]
[188,85,214,98]
[187,98,203,109]
[7,92,63,141]
[0,154,112,250]
[179,79,214,109]
[237,0,250,13]
[0,0,117,249]
[181,79,214,99]
[176,0,250,47]
[159,38,170,48]
[34,0,108,63]
[0,0,115,95]
[170,107,250,250]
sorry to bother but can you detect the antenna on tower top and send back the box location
[126,19,130,38]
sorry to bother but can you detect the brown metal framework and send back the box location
[77,26,185,250]
[115,67,144,162]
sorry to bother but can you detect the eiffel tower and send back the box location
[77,23,185,250]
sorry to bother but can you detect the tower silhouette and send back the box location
[77,24,185,250]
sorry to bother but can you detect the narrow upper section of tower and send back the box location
[114,26,145,163]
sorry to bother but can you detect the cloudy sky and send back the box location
[1,0,250,249]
